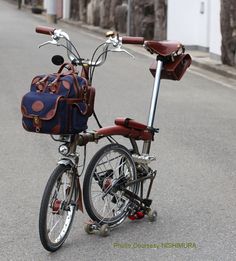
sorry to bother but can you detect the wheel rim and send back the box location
[46,170,75,244]
[88,147,137,225]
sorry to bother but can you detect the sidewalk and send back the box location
[28,5,236,81]
[188,50,236,80]
[65,19,236,81]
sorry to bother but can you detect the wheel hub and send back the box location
[52,199,61,214]
[103,178,112,191]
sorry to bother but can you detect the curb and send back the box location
[24,4,236,81]
[191,60,236,80]
[63,19,109,36]
[63,19,236,81]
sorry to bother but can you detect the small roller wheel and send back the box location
[84,224,94,234]
[147,210,157,222]
[99,224,110,237]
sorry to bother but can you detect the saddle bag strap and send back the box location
[78,85,95,116]
[35,74,60,93]
[35,75,50,92]
[57,62,76,75]
[73,103,88,116]
[71,85,94,116]
[85,86,95,117]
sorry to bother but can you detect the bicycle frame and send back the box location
[34,26,191,203]
[35,26,190,160]
[51,35,191,214]
[56,58,162,168]
[73,60,163,154]
[34,26,192,250]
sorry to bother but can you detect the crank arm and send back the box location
[123,189,152,210]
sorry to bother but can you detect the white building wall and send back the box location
[167,0,194,44]
[167,0,221,57]
[198,0,210,48]
[209,0,221,56]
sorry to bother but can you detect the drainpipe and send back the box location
[63,0,71,19]
[46,0,57,23]
[127,0,131,35]
[43,0,47,10]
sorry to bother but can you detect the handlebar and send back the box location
[36,26,56,35]
[121,36,144,45]
[35,26,145,68]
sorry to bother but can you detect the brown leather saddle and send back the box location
[144,40,183,57]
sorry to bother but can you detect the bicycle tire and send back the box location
[83,143,138,227]
[39,164,77,252]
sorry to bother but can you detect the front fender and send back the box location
[57,157,83,212]
[57,157,76,168]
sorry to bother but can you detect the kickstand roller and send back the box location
[84,220,111,237]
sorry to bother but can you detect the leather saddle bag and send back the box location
[21,63,95,134]
[149,54,192,80]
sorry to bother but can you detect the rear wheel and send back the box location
[39,165,76,252]
[83,143,138,227]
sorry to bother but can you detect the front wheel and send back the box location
[39,164,77,252]
[83,143,138,227]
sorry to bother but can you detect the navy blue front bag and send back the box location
[21,63,93,134]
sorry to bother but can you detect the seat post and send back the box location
[142,59,163,154]
[147,59,163,128]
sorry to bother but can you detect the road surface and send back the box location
[0,1,235,260]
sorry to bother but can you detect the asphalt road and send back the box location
[0,1,236,260]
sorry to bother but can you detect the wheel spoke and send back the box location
[83,144,138,227]
[106,154,114,173]
[48,214,62,236]
[100,196,125,221]
[91,191,104,200]
[39,165,76,251]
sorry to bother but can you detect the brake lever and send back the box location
[110,47,135,59]
[38,39,58,48]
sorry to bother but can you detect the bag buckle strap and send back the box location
[33,116,41,132]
